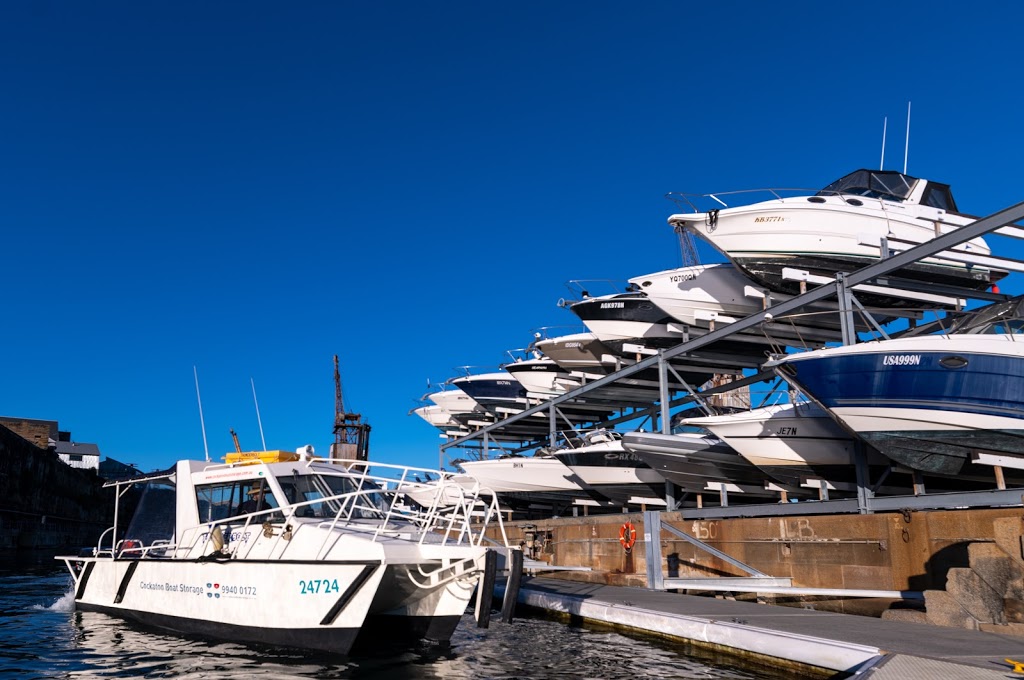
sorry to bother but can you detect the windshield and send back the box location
[124,480,176,552]
[280,471,393,521]
[817,169,917,202]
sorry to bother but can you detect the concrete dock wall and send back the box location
[492,507,1024,620]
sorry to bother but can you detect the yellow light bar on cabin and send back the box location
[224,450,301,464]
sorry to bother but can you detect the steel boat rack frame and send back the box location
[442,198,1024,518]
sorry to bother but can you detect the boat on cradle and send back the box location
[667,168,1007,298]
[567,290,689,351]
[530,330,741,397]
[769,333,1024,476]
[628,263,879,348]
[412,404,466,435]
[681,401,895,490]
[57,449,508,654]
[532,331,626,373]
[426,385,481,418]
[621,430,806,500]
[565,289,769,369]
[501,355,581,396]
[456,450,667,511]
[547,429,666,501]
[450,371,527,415]
[458,452,586,494]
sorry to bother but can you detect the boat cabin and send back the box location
[816,169,958,212]
[117,452,401,558]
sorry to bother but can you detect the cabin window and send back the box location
[195,480,280,522]
[920,183,958,212]
[818,170,917,202]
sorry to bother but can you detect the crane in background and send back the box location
[331,355,370,462]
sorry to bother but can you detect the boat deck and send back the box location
[509,576,1024,678]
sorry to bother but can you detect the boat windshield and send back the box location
[284,472,391,521]
[817,169,918,202]
[124,480,176,553]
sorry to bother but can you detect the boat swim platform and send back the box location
[498,576,1024,678]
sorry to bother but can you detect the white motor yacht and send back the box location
[682,401,891,488]
[459,453,586,493]
[426,385,481,416]
[58,449,508,654]
[667,169,1006,297]
[769,333,1024,476]
[550,430,665,487]
[628,262,871,347]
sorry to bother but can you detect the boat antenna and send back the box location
[903,101,911,174]
[879,116,887,170]
[194,365,210,462]
[251,377,267,451]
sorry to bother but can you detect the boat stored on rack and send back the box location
[667,169,1007,297]
[770,334,1024,475]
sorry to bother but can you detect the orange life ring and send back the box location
[618,521,637,551]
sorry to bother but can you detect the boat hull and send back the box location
[70,558,384,654]
[683,403,891,487]
[621,431,790,498]
[460,457,584,492]
[776,336,1024,475]
[673,198,998,298]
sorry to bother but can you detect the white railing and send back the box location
[87,457,509,563]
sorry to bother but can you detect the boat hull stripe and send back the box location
[113,561,140,604]
[320,564,378,626]
[75,560,95,600]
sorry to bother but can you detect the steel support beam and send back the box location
[653,510,769,577]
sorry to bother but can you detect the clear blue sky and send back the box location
[3,2,1023,473]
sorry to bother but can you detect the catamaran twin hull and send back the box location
[59,455,500,655]
[70,559,384,653]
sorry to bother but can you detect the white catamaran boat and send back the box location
[667,169,1006,297]
[58,449,509,654]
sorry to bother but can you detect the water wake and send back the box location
[33,585,76,612]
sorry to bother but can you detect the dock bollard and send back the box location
[500,548,524,623]
[475,549,498,628]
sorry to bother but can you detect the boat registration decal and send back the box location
[753,216,786,223]
[669,272,695,283]
[600,302,625,309]
[882,354,922,366]
[199,529,253,544]
[300,578,341,595]
[776,427,797,436]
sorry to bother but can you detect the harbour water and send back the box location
[1,553,803,679]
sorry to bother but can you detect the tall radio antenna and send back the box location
[251,377,267,451]
[903,101,912,174]
[194,365,210,462]
[879,116,887,170]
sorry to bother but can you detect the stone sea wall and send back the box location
[0,425,112,550]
